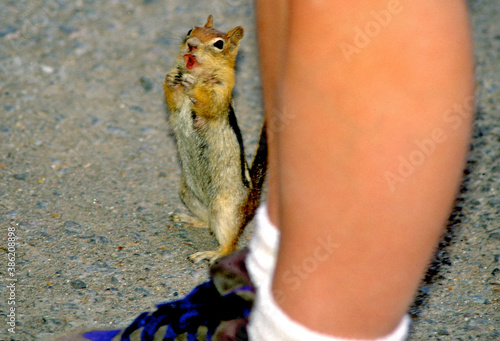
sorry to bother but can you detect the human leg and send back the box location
[252,0,474,339]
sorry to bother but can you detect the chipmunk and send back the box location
[164,15,267,263]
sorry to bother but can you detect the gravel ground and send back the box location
[0,1,498,340]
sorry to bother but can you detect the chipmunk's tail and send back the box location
[250,122,268,198]
[240,122,268,227]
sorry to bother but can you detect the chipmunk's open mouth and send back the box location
[184,54,199,70]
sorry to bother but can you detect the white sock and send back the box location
[246,204,411,341]
[246,204,280,289]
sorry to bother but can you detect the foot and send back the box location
[171,213,207,228]
[165,71,181,89]
[189,250,225,264]
[181,73,196,88]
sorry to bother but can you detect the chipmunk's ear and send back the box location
[226,26,244,51]
[205,15,214,28]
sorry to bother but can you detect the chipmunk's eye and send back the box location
[213,39,224,50]
[186,29,193,37]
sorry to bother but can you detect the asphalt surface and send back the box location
[0,1,498,340]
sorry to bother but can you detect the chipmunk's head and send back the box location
[180,15,244,71]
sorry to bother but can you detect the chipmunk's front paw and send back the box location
[181,73,196,88]
[189,250,224,264]
[165,71,182,89]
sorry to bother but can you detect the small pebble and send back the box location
[139,76,154,92]
[88,235,110,244]
[135,287,150,297]
[470,295,485,304]
[41,65,55,74]
[106,125,128,135]
[64,220,83,235]
[488,232,500,241]
[64,221,82,229]
[0,25,17,38]
[6,210,18,219]
[59,24,79,35]
[154,36,174,46]
[130,105,144,113]
[13,173,27,180]
[55,114,66,122]
[91,260,112,269]
[35,201,49,209]
[141,127,156,135]
[104,287,119,294]
[70,279,87,289]
[90,116,100,125]
[19,221,40,229]
[437,329,450,336]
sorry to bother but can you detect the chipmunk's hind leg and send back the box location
[189,197,241,264]
[171,181,209,228]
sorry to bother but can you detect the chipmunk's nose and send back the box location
[186,38,199,52]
